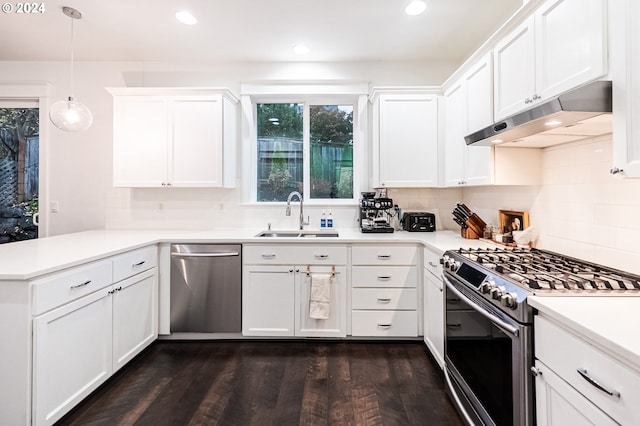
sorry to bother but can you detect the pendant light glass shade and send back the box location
[50,96,93,131]
[50,6,93,132]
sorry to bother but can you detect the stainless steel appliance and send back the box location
[401,212,436,232]
[359,193,395,233]
[441,247,640,426]
[465,80,612,148]
[170,244,242,333]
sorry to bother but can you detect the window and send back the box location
[256,103,354,202]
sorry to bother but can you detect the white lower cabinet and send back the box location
[112,270,158,372]
[534,361,617,426]
[33,289,112,426]
[242,245,347,338]
[351,245,419,337]
[535,315,639,425]
[32,268,157,425]
[423,247,444,369]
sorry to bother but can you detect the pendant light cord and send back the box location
[69,13,75,99]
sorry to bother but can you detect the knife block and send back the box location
[461,213,487,239]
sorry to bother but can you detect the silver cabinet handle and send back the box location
[610,167,624,175]
[377,323,392,328]
[261,253,276,259]
[314,254,329,259]
[577,368,621,398]
[70,280,91,289]
[530,366,542,377]
[132,260,146,267]
[377,297,392,303]
[172,252,240,258]
[428,261,438,267]
[377,275,391,280]
[377,254,391,260]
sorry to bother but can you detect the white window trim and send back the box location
[240,82,369,205]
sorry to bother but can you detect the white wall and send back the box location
[0,59,457,236]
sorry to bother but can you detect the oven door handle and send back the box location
[444,275,519,337]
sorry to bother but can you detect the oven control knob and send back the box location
[500,292,518,309]
[440,255,450,267]
[490,285,506,299]
[450,261,461,272]
[479,280,495,294]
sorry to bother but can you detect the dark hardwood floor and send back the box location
[57,341,463,426]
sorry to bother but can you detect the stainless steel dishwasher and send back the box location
[170,244,241,333]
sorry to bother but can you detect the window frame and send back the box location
[240,83,368,206]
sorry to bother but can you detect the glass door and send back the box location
[0,100,39,243]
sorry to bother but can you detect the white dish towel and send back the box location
[309,273,332,320]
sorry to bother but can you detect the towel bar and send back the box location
[306,265,337,277]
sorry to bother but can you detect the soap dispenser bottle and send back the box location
[321,210,327,228]
[327,210,334,228]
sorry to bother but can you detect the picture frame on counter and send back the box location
[498,210,529,234]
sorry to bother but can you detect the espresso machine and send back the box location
[359,192,395,233]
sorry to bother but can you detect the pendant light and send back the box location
[49,6,93,132]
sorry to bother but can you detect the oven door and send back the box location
[443,272,532,426]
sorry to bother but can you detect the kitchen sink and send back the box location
[255,230,339,238]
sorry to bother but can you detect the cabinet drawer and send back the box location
[352,245,418,265]
[352,288,417,310]
[535,315,640,425]
[243,244,347,265]
[352,266,418,288]
[351,311,417,337]
[32,260,113,316]
[112,245,158,283]
[424,247,443,277]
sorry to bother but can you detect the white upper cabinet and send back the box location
[612,0,640,177]
[443,54,494,187]
[371,91,439,187]
[109,88,238,188]
[494,0,607,120]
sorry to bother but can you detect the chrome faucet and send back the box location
[286,191,309,230]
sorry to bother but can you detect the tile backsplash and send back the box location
[460,134,640,274]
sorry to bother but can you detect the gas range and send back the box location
[441,247,640,324]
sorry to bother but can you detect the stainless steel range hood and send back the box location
[465,80,612,148]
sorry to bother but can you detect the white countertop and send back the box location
[0,227,490,280]
[529,296,640,373]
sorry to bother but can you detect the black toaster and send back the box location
[401,212,436,232]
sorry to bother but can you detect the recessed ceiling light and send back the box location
[176,11,197,25]
[545,120,563,126]
[293,43,311,55]
[405,1,427,16]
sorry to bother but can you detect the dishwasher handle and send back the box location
[171,252,239,258]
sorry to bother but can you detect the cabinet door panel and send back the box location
[494,17,536,120]
[170,96,223,187]
[535,0,606,100]
[295,266,347,337]
[424,271,444,369]
[113,96,168,187]
[242,266,295,336]
[33,290,112,425]
[112,269,158,372]
[443,83,466,187]
[379,95,438,187]
[534,361,617,426]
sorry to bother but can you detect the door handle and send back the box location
[171,252,240,258]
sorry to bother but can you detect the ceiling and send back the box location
[0,0,523,63]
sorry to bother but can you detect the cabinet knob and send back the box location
[532,93,541,101]
[530,366,542,377]
[524,97,532,104]
[610,167,624,175]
